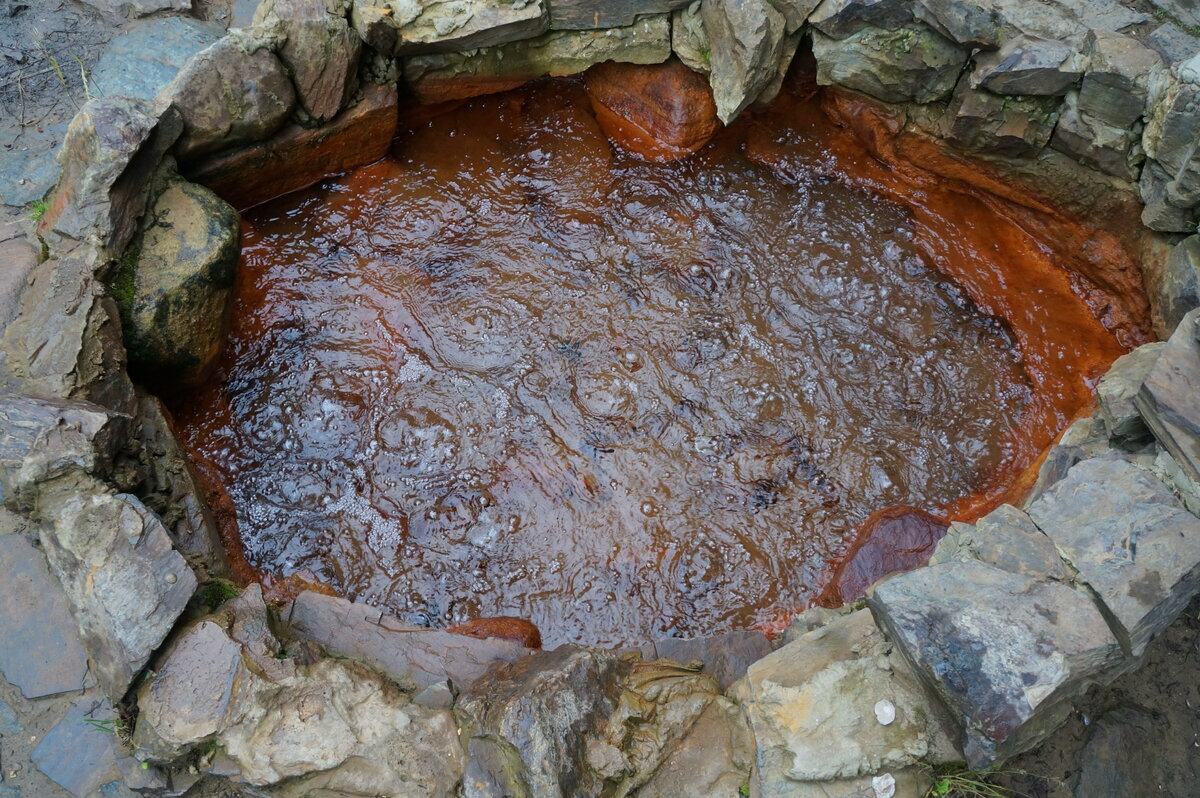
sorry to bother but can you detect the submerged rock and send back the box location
[113,168,239,385]
[449,616,543,649]
[821,506,949,606]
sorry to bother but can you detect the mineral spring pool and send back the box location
[172,77,1133,648]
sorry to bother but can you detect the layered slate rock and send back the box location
[351,0,547,56]
[812,24,966,105]
[254,0,362,123]
[159,32,295,160]
[868,560,1121,766]
[1078,30,1162,128]
[551,0,692,29]
[1028,456,1200,656]
[1097,342,1166,445]
[1136,308,1200,487]
[112,170,239,384]
[971,34,1083,96]
[0,535,89,699]
[37,97,182,254]
[1157,236,1200,335]
[189,82,398,210]
[404,16,671,104]
[929,504,1072,583]
[459,645,627,798]
[287,590,533,691]
[89,17,223,103]
[39,491,197,698]
[943,81,1060,157]
[1050,90,1139,180]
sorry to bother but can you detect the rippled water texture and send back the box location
[174,79,1128,647]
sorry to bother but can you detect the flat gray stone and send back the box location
[1098,342,1166,445]
[929,504,1072,582]
[868,560,1121,767]
[1146,21,1200,64]
[972,34,1083,95]
[0,121,68,208]
[0,535,89,698]
[89,18,222,104]
[1157,235,1200,336]
[808,0,914,39]
[31,695,126,797]
[0,697,19,735]
[1029,456,1200,656]
[649,630,771,690]
[1079,30,1161,127]
[287,590,533,691]
[1136,308,1200,486]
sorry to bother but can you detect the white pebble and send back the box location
[872,772,896,798]
[874,699,896,726]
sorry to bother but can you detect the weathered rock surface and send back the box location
[943,82,1060,157]
[929,503,1072,582]
[1145,53,1200,214]
[448,616,543,649]
[1021,414,1112,509]
[1049,90,1139,179]
[1140,159,1197,233]
[671,1,709,74]
[971,34,1083,96]
[1029,455,1200,656]
[550,0,691,30]
[1097,342,1165,445]
[352,0,548,56]
[80,0,189,16]
[459,645,626,798]
[1157,235,1200,335]
[31,695,137,798]
[584,59,720,159]
[404,16,671,103]
[730,609,959,793]
[39,491,197,698]
[821,506,948,605]
[159,33,296,160]
[190,82,398,210]
[812,24,966,105]
[869,560,1121,766]
[644,630,771,690]
[255,0,361,123]
[1073,706,1161,797]
[37,98,182,254]
[1136,308,1200,487]
[701,0,787,122]
[89,17,222,104]
[112,170,239,384]
[0,535,90,699]
[1078,30,1161,127]
[0,221,38,334]
[635,695,754,798]
[287,590,533,691]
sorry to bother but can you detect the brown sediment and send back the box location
[170,68,1144,647]
[448,617,544,649]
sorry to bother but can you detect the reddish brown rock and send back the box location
[818,507,949,607]
[449,617,543,650]
[584,59,720,160]
[187,83,398,211]
[262,569,339,604]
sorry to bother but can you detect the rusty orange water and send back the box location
[172,78,1134,647]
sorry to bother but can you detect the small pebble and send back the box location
[874,699,896,726]
[872,772,896,798]
[165,573,177,585]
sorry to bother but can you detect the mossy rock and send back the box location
[113,176,239,384]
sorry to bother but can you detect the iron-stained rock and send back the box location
[287,590,533,691]
[0,535,89,699]
[868,560,1121,767]
[1136,308,1200,486]
[730,610,960,789]
[812,24,966,105]
[929,504,1072,582]
[159,33,296,160]
[459,645,627,798]
[1097,342,1166,445]
[1029,456,1200,656]
[112,169,239,384]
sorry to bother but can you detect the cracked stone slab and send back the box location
[287,590,533,691]
[1028,455,1200,656]
[868,560,1121,766]
[929,504,1072,582]
[1136,308,1200,486]
[30,695,130,798]
[0,535,89,699]
[1098,342,1166,445]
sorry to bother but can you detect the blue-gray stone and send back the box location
[31,697,123,798]
[90,17,222,104]
[0,697,20,735]
[0,122,68,208]
[0,535,89,699]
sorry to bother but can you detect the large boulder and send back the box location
[1028,456,1200,657]
[635,696,754,798]
[254,0,361,123]
[1136,308,1200,487]
[730,609,960,796]
[702,0,787,122]
[112,169,239,385]
[158,32,296,160]
[404,16,671,104]
[89,17,223,104]
[458,645,627,798]
[812,24,966,105]
[37,97,182,255]
[351,0,548,56]
[868,560,1122,766]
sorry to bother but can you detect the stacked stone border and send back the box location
[4,1,1200,797]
